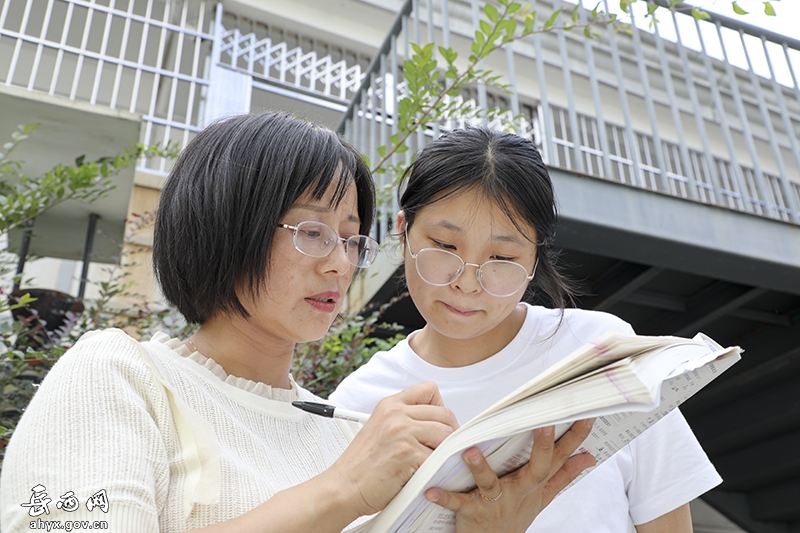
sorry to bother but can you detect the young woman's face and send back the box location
[237,181,361,345]
[401,188,538,344]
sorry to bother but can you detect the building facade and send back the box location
[1,0,799,531]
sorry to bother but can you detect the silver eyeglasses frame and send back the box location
[278,221,380,268]
[404,228,538,297]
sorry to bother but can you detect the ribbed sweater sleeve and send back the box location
[2,329,362,533]
[1,329,170,532]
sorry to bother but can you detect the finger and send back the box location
[461,447,503,500]
[541,452,597,506]
[551,418,595,465]
[423,486,469,513]
[392,381,447,407]
[406,418,458,450]
[526,425,557,483]
[374,383,459,427]
[401,403,458,425]
[365,402,458,451]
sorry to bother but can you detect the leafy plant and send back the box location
[292,293,408,398]
[0,126,181,465]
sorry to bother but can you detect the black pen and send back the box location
[291,401,371,424]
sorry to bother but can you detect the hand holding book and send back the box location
[349,331,740,533]
[421,419,598,533]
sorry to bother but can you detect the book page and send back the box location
[351,348,739,533]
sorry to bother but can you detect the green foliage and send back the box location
[624,0,778,25]
[292,294,408,398]
[0,216,196,466]
[368,0,636,186]
[732,1,749,15]
[0,127,184,466]
[0,124,179,235]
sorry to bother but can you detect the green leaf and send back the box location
[544,8,562,30]
[764,2,775,16]
[485,3,500,22]
[376,146,387,157]
[438,46,458,64]
[731,1,748,15]
[480,20,493,38]
[691,7,710,20]
[499,18,517,36]
[523,13,535,34]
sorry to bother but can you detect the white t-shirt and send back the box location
[331,304,722,532]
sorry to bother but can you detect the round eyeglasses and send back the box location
[405,229,538,297]
[278,221,380,268]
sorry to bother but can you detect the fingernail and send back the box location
[464,449,481,465]
[425,491,439,503]
[542,425,554,436]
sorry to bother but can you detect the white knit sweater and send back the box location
[0,329,360,532]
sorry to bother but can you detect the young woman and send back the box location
[331,127,722,533]
[0,113,594,533]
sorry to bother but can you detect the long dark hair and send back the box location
[398,127,574,308]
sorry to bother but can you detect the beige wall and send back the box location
[111,174,165,313]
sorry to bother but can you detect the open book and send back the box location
[349,331,741,533]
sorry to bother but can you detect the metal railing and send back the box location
[3,0,798,226]
[215,24,365,101]
[0,0,217,174]
[338,0,800,242]
[0,0,371,174]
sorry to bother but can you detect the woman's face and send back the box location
[237,180,361,345]
[401,188,538,345]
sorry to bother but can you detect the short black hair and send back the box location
[153,111,375,324]
[398,126,574,308]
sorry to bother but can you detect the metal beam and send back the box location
[749,477,800,522]
[689,376,800,456]
[624,290,687,312]
[594,267,664,311]
[644,282,750,335]
[550,168,800,297]
[702,490,788,533]
[729,308,793,328]
[713,428,800,490]
[682,335,800,417]
[77,213,99,299]
[674,287,767,337]
[12,219,35,292]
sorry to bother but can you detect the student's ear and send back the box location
[396,211,406,236]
